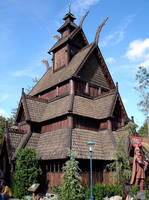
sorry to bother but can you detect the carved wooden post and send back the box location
[121,118,125,127]
[70,79,74,94]
[98,87,101,95]
[85,82,89,94]
[107,119,112,131]
[56,86,59,96]
[68,115,73,128]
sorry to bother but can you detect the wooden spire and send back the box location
[79,11,89,27]
[94,16,108,45]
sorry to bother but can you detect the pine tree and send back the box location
[13,147,41,198]
[59,150,83,200]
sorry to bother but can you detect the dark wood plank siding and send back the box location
[40,81,70,100]
[41,116,68,133]
[54,46,67,71]
[74,115,99,131]
[41,88,57,100]
[18,123,30,132]
[59,82,69,96]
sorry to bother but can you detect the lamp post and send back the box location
[87,140,95,200]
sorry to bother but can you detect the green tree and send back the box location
[107,135,132,185]
[135,66,149,135]
[59,149,83,200]
[13,147,41,198]
[138,121,148,136]
[123,121,138,136]
[0,116,13,145]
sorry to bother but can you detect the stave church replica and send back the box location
[0,11,130,191]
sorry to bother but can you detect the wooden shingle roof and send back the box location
[24,95,72,122]
[73,90,117,120]
[29,44,94,96]
[6,128,128,161]
[24,90,118,123]
[72,128,116,160]
[36,129,70,159]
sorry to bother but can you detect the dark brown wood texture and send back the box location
[54,46,67,71]
[18,123,30,132]
[74,115,99,131]
[41,116,68,133]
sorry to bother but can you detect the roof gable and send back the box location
[49,27,88,53]
[15,90,30,124]
[30,44,94,96]
[76,48,110,89]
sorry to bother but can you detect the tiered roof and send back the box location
[4,128,128,161]
[1,11,129,162]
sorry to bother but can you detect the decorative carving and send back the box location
[94,16,108,45]
[41,59,50,71]
[53,35,60,40]
[79,11,89,27]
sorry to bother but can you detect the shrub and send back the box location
[59,149,83,200]
[81,183,123,200]
[13,147,42,198]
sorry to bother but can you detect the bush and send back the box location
[130,185,138,198]
[76,183,123,200]
[59,150,83,200]
[13,147,42,198]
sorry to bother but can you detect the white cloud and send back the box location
[0,109,6,115]
[105,57,115,64]
[101,15,135,47]
[71,0,100,15]
[125,38,149,68]
[126,38,149,60]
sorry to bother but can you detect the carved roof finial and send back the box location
[41,59,50,71]
[94,16,108,45]
[53,35,60,40]
[79,11,89,27]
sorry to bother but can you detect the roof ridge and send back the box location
[94,88,117,100]
[8,128,27,134]
[26,94,48,103]
[29,68,52,96]
[72,43,95,76]
[12,131,32,160]
[47,92,70,104]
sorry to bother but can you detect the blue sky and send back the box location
[0,0,149,127]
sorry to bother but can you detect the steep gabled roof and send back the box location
[30,44,94,96]
[0,128,27,160]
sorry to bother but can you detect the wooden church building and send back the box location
[0,11,129,190]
